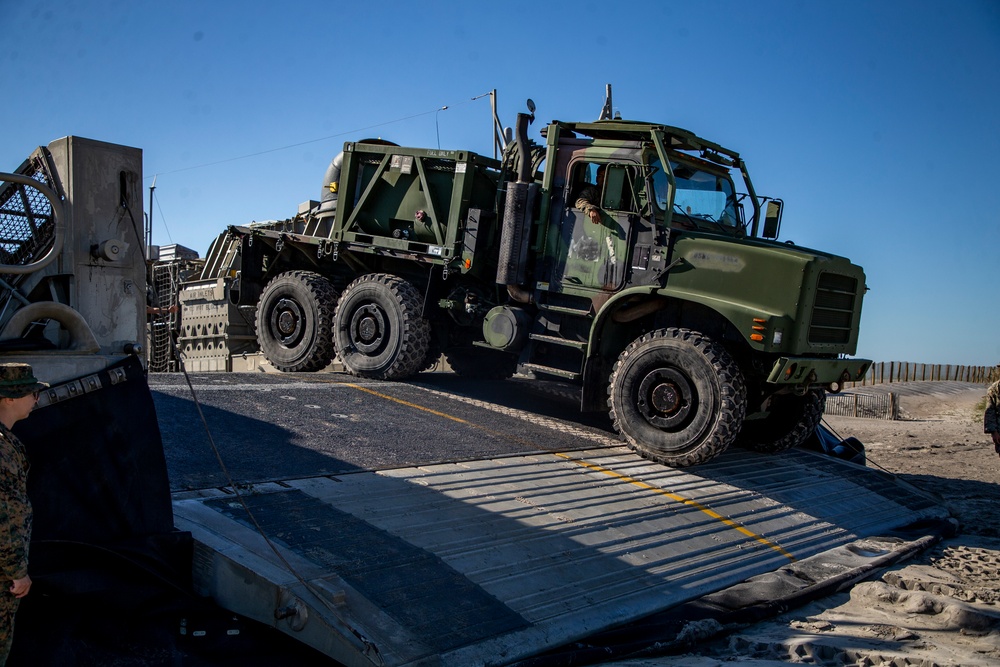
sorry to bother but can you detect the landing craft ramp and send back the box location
[156,374,950,666]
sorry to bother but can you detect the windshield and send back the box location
[651,157,739,228]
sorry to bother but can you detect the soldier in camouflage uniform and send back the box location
[0,363,47,664]
[985,377,1000,458]
[575,164,606,224]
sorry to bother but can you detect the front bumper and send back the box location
[767,356,872,389]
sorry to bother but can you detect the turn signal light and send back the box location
[750,333,764,342]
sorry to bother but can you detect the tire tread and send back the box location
[608,327,745,468]
[335,273,430,380]
[256,270,337,373]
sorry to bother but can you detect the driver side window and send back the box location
[570,161,636,214]
[601,164,637,212]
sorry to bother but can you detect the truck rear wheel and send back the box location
[334,273,430,380]
[256,271,338,372]
[737,390,826,454]
[608,328,746,468]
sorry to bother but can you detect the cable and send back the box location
[166,331,384,663]
[819,412,958,511]
[120,198,145,259]
[145,95,490,181]
[153,192,173,243]
[820,417,894,476]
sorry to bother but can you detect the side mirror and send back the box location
[762,199,783,239]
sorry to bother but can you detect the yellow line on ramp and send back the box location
[348,382,796,562]
[553,452,797,562]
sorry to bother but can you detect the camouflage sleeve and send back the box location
[985,381,1000,434]
[0,500,30,581]
[0,436,30,581]
[575,185,599,214]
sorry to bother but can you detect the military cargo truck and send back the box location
[211,99,870,467]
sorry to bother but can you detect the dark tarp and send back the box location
[18,355,175,544]
[8,356,195,665]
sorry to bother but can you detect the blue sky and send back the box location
[3,0,998,366]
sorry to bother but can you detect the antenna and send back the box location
[490,89,504,159]
[471,89,506,159]
[599,84,613,120]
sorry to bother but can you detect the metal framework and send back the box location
[0,151,59,324]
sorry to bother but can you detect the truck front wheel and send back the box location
[256,271,338,372]
[608,328,746,468]
[334,273,430,380]
[737,390,826,454]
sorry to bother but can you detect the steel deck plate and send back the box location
[172,446,948,666]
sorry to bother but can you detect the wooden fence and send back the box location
[825,392,898,420]
[822,360,997,421]
[847,362,998,388]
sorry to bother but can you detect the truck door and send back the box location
[550,160,635,292]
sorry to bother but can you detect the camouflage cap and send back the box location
[0,363,49,398]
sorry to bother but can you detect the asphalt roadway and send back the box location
[152,371,615,493]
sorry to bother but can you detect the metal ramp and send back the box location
[172,446,948,667]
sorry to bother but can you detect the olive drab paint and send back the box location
[210,101,871,468]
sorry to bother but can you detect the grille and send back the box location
[809,272,857,344]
